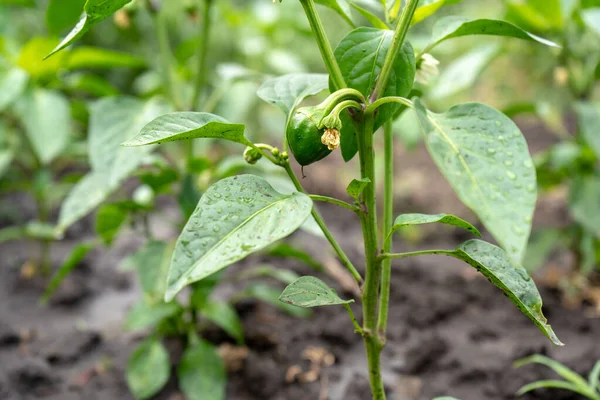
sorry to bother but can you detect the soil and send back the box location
[1,119,599,400]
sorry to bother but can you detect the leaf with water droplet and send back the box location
[414,100,536,263]
[449,239,562,346]
[279,276,353,308]
[165,175,313,301]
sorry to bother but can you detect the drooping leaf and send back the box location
[57,97,171,232]
[46,0,86,35]
[0,68,28,112]
[315,0,354,26]
[122,112,247,147]
[257,73,329,116]
[41,242,95,304]
[200,301,244,344]
[279,276,353,308]
[14,89,72,165]
[414,99,537,262]
[124,300,182,331]
[126,339,170,400]
[424,16,559,52]
[165,175,312,301]
[411,0,462,25]
[178,341,226,400]
[430,45,500,99]
[390,213,481,236]
[451,240,562,346]
[575,102,600,158]
[47,0,133,58]
[346,178,371,199]
[570,176,600,238]
[582,8,600,36]
[333,27,415,160]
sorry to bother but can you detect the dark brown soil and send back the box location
[1,120,598,400]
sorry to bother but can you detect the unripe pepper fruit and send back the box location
[286,106,331,166]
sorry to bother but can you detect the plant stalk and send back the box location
[356,114,385,399]
[155,9,178,109]
[376,120,394,339]
[192,0,213,110]
[299,0,347,91]
[370,0,420,101]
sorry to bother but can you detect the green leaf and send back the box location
[452,240,562,346]
[516,380,591,397]
[57,97,172,232]
[523,229,562,273]
[390,213,481,236]
[126,339,170,400]
[65,47,146,70]
[279,276,353,308]
[41,242,95,304]
[575,102,600,158]
[333,27,415,160]
[96,204,128,246]
[257,73,329,116]
[239,265,300,285]
[122,241,173,301]
[267,242,323,271]
[515,355,589,387]
[346,178,371,199]
[589,360,600,389]
[17,37,65,78]
[47,0,133,58]
[433,397,462,400]
[178,341,226,400]
[200,301,244,344]
[124,300,182,331]
[0,68,28,112]
[505,0,565,32]
[414,99,537,263]
[582,8,600,36]
[424,16,559,52]
[0,121,15,178]
[350,2,388,29]
[46,0,86,35]
[165,175,313,301]
[570,177,600,238]
[430,45,500,99]
[243,283,311,317]
[122,112,247,147]
[14,89,72,165]
[315,0,354,26]
[411,0,462,25]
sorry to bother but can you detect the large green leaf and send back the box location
[575,102,600,157]
[411,0,462,25]
[450,240,562,346]
[333,27,415,160]
[582,8,600,36]
[414,99,537,262]
[424,16,559,52]
[126,339,170,400]
[46,0,86,35]
[257,73,329,116]
[123,112,247,147]
[178,341,226,400]
[14,89,72,165]
[570,177,600,238]
[0,68,28,112]
[279,276,353,308]
[47,0,133,58]
[165,175,312,301]
[200,301,244,344]
[58,97,171,232]
[390,213,481,236]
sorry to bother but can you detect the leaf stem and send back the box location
[376,120,394,339]
[343,303,364,335]
[308,195,359,213]
[283,164,363,285]
[378,249,455,262]
[192,0,213,110]
[365,97,413,116]
[299,0,347,91]
[370,0,420,101]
